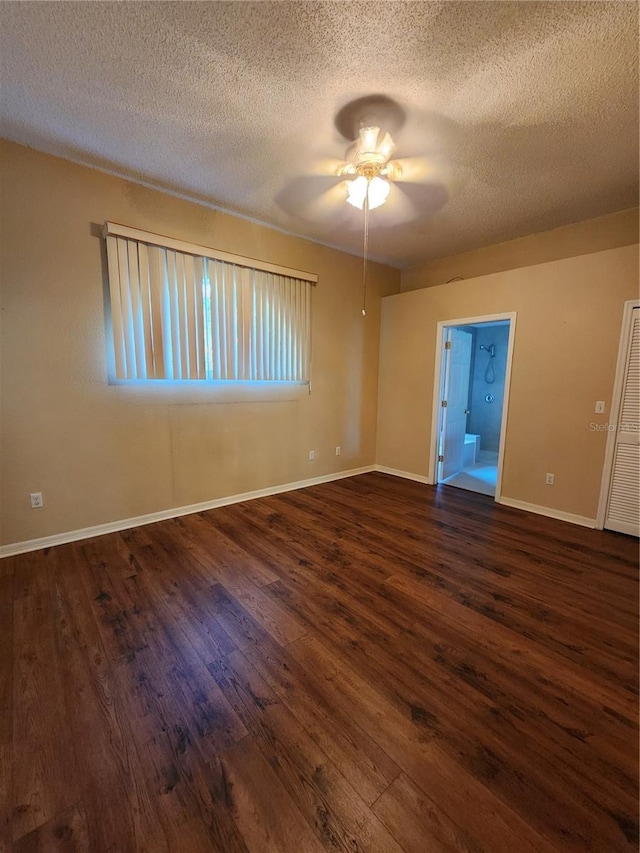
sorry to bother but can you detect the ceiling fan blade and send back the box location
[306,180,353,221]
[366,182,419,227]
[275,175,362,230]
[388,180,450,222]
[305,157,351,177]
[387,156,441,184]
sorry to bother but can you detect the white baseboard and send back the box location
[374,468,597,530]
[1,468,600,558]
[374,465,433,485]
[498,496,596,529]
[0,465,375,558]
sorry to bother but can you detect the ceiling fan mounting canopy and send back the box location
[334,94,406,142]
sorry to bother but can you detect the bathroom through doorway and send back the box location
[430,314,516,499]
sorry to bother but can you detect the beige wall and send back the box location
[402,208,639,291]
[0,141,400,546]
[377,244,639,520]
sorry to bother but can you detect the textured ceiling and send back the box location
[1,1,638,268]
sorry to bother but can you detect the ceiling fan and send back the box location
[330,94,440,221]
[336,124,402,210]
[328,96,443,314]
[276,96,449,313]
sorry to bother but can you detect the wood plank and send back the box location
[288,634,560,853]
[172,512,280,587]
[51,545,168,853]
[277,484,638,634]
[218,735,325,853]
[115,527,239,665]
[158,517,308,647]
[240,631,401,806]
[232,490,636,748]
[90,541,249,762]
[111,647,249,853]
[372,772,482,853]
[12,804,90,853]
[3,473,637,852]
[11,551,79,842]
[386,572,638,721]
[209,649,406,853]
[290,476,638,597]
[0,560,14,852]
[272,569,636,849]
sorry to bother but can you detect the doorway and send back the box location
[429,313,516,500]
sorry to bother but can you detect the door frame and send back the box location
[595,299,640,530]
[428,312,517,502]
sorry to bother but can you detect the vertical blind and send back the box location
[104,225,314,382]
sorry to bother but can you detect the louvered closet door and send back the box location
[605,307,640,536]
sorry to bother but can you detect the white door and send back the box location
[440,328,473,479]
[605,307,640,536]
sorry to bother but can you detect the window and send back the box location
[103,222,316,382]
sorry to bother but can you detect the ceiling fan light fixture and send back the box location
[368,176,391,209]
[346,176,368,209]
[346,175,390,210]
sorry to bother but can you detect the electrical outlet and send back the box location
[594,401,605,414]
[308,450,316,461]
[545,473,555,485]
[30,492,44,509]
[335,446,341,456]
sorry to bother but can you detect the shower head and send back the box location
[480,344,496,358]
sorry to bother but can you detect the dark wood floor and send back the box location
[2,473,638,852]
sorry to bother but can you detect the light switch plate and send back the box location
[595,401,605,414]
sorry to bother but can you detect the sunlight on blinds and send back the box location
[105,232,312,383]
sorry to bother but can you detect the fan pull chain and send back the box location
[361,180,370,317]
